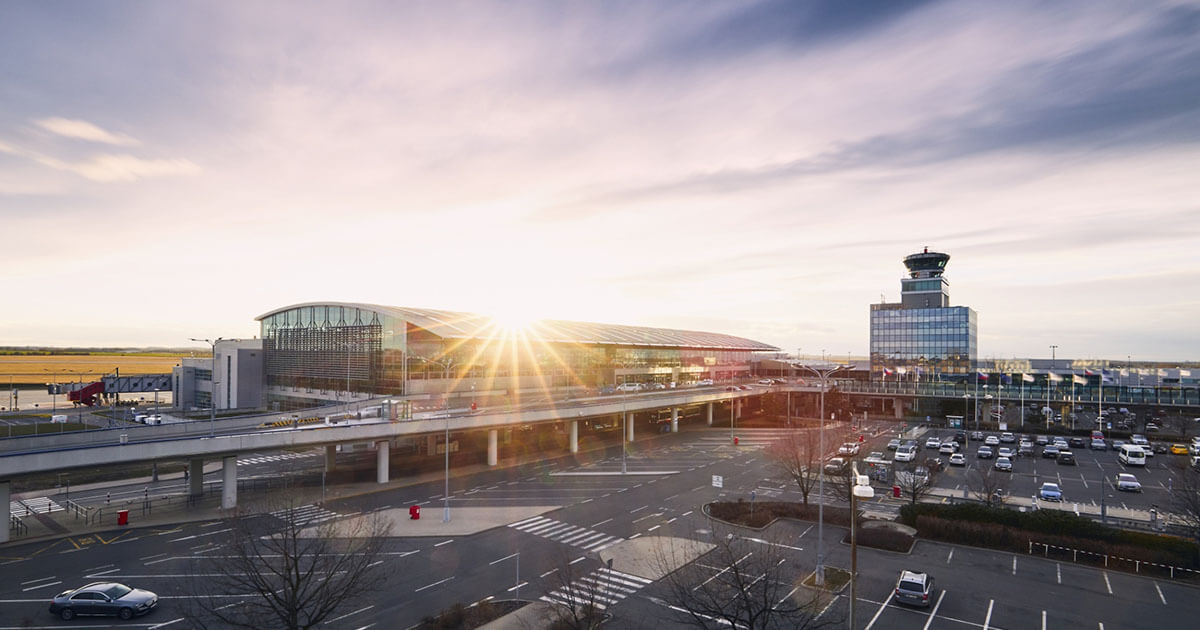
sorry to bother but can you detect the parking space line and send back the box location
[946,549,954,564]
[922,590,946,630]
[1057,562,1061,584]
[1102,571,1112,594]
[1012,557,1017,575]
[1155,583,1167,605]
[1042,610,1047,630]
[863,592,893,630]
[982,599,993,630]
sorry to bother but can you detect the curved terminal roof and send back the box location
[257,302,778,351]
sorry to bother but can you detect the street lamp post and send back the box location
[190,338,226,436]
[848,462,875,630]
[798,361,847,586]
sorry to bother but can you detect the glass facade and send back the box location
[870,305,977,377]
[260,303,773,409]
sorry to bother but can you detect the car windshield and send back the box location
[1119,474,1136,482]
[899,579,924,592]
[103,584,132,599]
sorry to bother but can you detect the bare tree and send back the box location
[1169,458,1200,543]
[186,500,392,630]
[894,461,940,505]
[654,527,837,629]
[967,465,1010,507]
[823,457,858,504]
[765,429,822,505]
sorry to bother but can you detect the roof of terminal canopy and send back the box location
[257,302,778,351]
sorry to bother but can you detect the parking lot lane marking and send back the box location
[434,539,454,547]
[1012,556,1017,575]
[590,518,613,528]
[20,580,62,592]
[1057,562,1061,584]
[325,604,375,624]
[88,568,121,577]
[20,576,57,585]
[1042,610,1047,630]
[630,505,648,513]
[946,549,954,564]
[667,517,677,523]
[149,618,186,629]
[863,592,893,630]
[415,577,454,592]
[540,568,558,578]
[799,524,813,538]
[1098,623,1104,630]
[1081,474,1088,488]
[648,525,661,532]
[506,581,529,592]
[1103,571,1112,594]
[923,590,946,630]
[569,556,586,565]
[141,552,168,561]
[1155,583,1166,605]
[682,510,693,517]
[981,598,994,630]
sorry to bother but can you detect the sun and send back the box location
[490,306,538,335]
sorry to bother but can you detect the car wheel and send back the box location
[60,609,75,621]
[118,607,134,620]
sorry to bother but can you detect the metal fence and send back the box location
[1028,540,1200,580]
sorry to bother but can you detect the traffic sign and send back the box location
[712,475,723,488]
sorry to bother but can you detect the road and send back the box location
[2,426,1197,628]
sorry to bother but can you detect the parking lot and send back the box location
[897,427,1194,517]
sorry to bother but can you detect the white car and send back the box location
[895,446,917,462]
[925,437,942,449]
[615,383,642,392]
[948,453,966,466]
[697,379,714,386]
[757,379,774,386]
[838,443,861,456]
[984,435,1000,446]
[939,442,957,454]
[996,447,1013,459]
[1115,473,1142,492]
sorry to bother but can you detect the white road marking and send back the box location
[433,539,454,547]
[863,592,893,630]
[648,525,661,532]
[569,556,586,565]
[923,590,946,630]
[89,568,121,577]
[630,505,648,513]
[490,552,519,565]
[540,568,558,578]
[150,618,186,629]
[1012,556,1017,575]
[506,581,528,592]
[1156,582,1167,605]
[946,549,954,564]
[324,604,375,624]
[415,577,454,592]
[21,581,61,592]
[1057,563,1061,584]
[1103,571,1112,594]
[682,510,693,516]
[982,599,994,630]
[20,576,57,585]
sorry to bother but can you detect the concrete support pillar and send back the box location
[0,480,9,544]
[569,420,579,453]
[626,411,634,442]
[188,458,203,497]
[325,444,337,472]
[376,440,390,484]
[487,429,498,466]
[707,402,713,426]
[221,456,237,510]
[671,408,679,433]
[894,399,904,419]
[427,434,437,455]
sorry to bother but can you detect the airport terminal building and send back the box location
[255,302,778,411]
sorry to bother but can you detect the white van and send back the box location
[894,445,917,462]
[1118,444,1146,466]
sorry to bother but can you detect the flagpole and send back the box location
[1071,376,1076,432]
[1020,375,1025,428]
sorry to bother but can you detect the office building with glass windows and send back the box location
[255,302,778,410]
[870,249,977,380]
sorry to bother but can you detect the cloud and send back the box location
[34,117,140,146]
[0,139,15,154]
[35,153,200,182]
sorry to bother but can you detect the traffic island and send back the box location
[802,566,851,592]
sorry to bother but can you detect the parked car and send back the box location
[1115,473,1142,492]
[997,447,1013,459]
[1091,439,1108,451]
[977,445,994,459]
[894,570,936,607]
[1035,435,1050,446]
[697,379,714,386]
[838,443,861,456]
[949,453,966,466]
[1018,442,1035,457]
[48,583,158,620]
[953,431,966,444]
[939,442,958,455]
[1068,436,1086,448]
[970,431,984,441]
[867,451,885,461]
[925,437,942,449]
[1145,422,1160,432]
[895,446,917,462]
[887,439,901,451]
[1056,450,1077,465]
[824,457,847,474]
[994,456,1013,472]
[1170,444,1190,455]
[757,379,774,386]
[1153,443,1169,454]
[1130,434,1149,446]
[616,383,642,392]
[984,435,1000,446]
[1040,482,1063,501]
[1042,444,1060,459]
[1000,432,1016,443]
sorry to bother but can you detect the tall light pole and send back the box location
[799,361,847,586]
[848,461,874,630]
[190,338,225,436]
[1049,345,1058,424]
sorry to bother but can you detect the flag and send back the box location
[1048,373,1063,383]
[1085,369,1096,376]
[1181,369,1192,377]
[1073,374,1089,384]
[883,368,893,376]
[1022,373,1035,383]
[1119,369,1129,377]
[1101,370,1115,385]
[1001,374,1012,385]
[977,372,989,380]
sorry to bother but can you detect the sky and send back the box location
[1,0,1198,362]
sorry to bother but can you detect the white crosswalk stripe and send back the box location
[541,567,653,611]
[239,451,319,466]
[271,503,340,526]
[9,497,63,515]
[509,516,622,551]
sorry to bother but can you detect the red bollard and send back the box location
[409,505,421,520]
[733,436,739,446]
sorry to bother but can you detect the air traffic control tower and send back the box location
[870,248,977,380]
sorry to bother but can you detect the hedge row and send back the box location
[707,500,854,529]
[900,503,1200,567]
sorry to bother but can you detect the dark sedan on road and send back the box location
[1042,444,1060,459]
[49,583,157,620]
